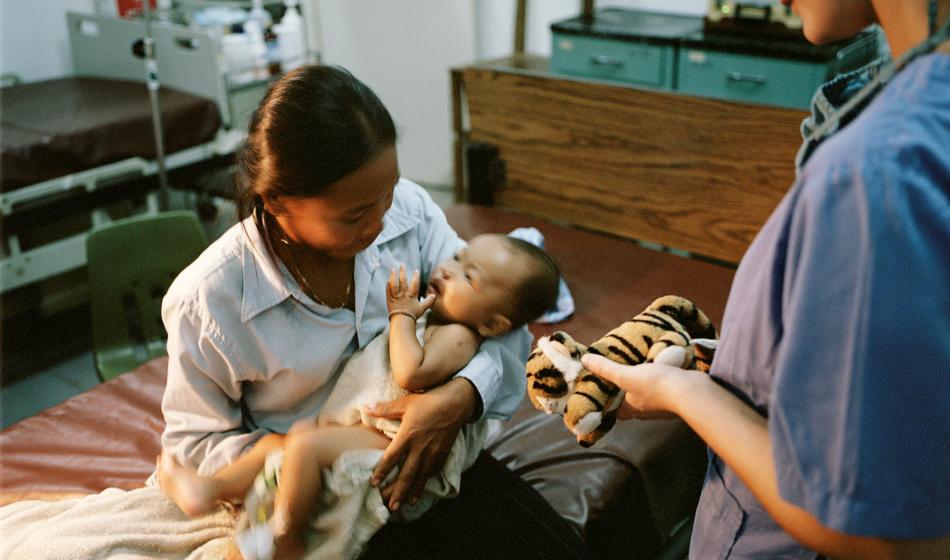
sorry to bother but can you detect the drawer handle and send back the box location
[727,71,767,85]
[590,55,625,68]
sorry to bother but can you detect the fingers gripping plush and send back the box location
[525,295,718,447]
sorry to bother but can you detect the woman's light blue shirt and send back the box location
[160,179,531,475]
[691,53,950,558]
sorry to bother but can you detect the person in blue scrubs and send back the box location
[583,1,950,558]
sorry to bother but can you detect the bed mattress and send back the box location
[1,77,222,193]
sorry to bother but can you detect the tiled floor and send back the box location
[0,184,456,430]
[1,351,100,428]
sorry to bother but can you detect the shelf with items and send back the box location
[124,0,320,130]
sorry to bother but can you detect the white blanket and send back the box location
[0,319,485,560]
[0,486,235,559]
[238,316,486,560]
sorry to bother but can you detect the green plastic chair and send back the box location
[86,210,208,381]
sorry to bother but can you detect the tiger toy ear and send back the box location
[525,331,587,416]
[691,338,718,372]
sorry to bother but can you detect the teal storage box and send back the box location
[550,8,880,109]
[552,35,672,88]
[676,30,880,109]
[676,48,826,108]
[551,9,702,90]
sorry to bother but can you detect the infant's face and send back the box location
[426,234,526,330]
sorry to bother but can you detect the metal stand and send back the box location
[140,0,171,211]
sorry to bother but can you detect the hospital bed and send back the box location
[0,12,246,294]
[0,204,736,559]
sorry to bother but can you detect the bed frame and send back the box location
[0,13,242,294]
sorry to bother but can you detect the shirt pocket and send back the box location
[690,462,745,560]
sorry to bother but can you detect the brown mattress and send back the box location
[0,205,736,553]
[0,77,222,193]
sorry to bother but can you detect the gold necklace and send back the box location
[263,210,353,308]
[280,239,353,309]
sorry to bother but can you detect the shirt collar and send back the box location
[239,180,420,322]
[241,215,294,322]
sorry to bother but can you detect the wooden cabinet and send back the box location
[451,56,807,264]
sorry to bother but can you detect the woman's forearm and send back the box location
[669,373,932,560]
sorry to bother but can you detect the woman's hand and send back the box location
[364,377,476,511]
[581,354,700,420]
[387,265,435,319]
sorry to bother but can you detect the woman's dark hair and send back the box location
[235,65,397,223]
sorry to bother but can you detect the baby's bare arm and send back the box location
[387,266,436,387]
[395,323,480,392]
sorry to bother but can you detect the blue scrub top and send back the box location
[690,52,950,559]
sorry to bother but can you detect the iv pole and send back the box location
[140,0,171,212]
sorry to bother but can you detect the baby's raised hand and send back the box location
[387,265,435,320]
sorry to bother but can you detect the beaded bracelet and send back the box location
[388,310,417,321]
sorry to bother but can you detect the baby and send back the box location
[158,233,559,559]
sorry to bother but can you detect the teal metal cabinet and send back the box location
[550,9,702,91]
[549,8,880,109]
[552,35,673,88]
[676,48,826,108]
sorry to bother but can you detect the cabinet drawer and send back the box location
[677,48,826,109]
[552,34,673,89]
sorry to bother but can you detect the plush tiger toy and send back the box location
[526,295,718,447]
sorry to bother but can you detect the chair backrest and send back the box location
[86,210,208,380]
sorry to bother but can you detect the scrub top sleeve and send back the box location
[160,295,262,476]
[769,153,950,539]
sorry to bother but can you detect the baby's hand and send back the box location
[387,265,435,320]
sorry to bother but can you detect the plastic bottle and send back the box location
[274,0,306,71]
[244,18,269,80]
[248,0,273,29]
[221,32,255,83]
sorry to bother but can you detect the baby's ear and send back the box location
[477,313,512,337]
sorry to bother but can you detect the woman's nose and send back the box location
[363,219,384,241]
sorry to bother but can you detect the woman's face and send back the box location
[783,0,877,45]
[268,146,399,259]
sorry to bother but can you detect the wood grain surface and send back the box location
[458,64,807,263]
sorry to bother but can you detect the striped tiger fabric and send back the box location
[525,295,718,447]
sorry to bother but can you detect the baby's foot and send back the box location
[158,452,219,517]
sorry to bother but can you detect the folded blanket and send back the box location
[0,486,234,559]
[236,313,487,560]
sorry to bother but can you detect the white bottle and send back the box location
[274,0,306,72]
[248,0,273,29]
[221,32,255,84]
[244,18,269,80]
